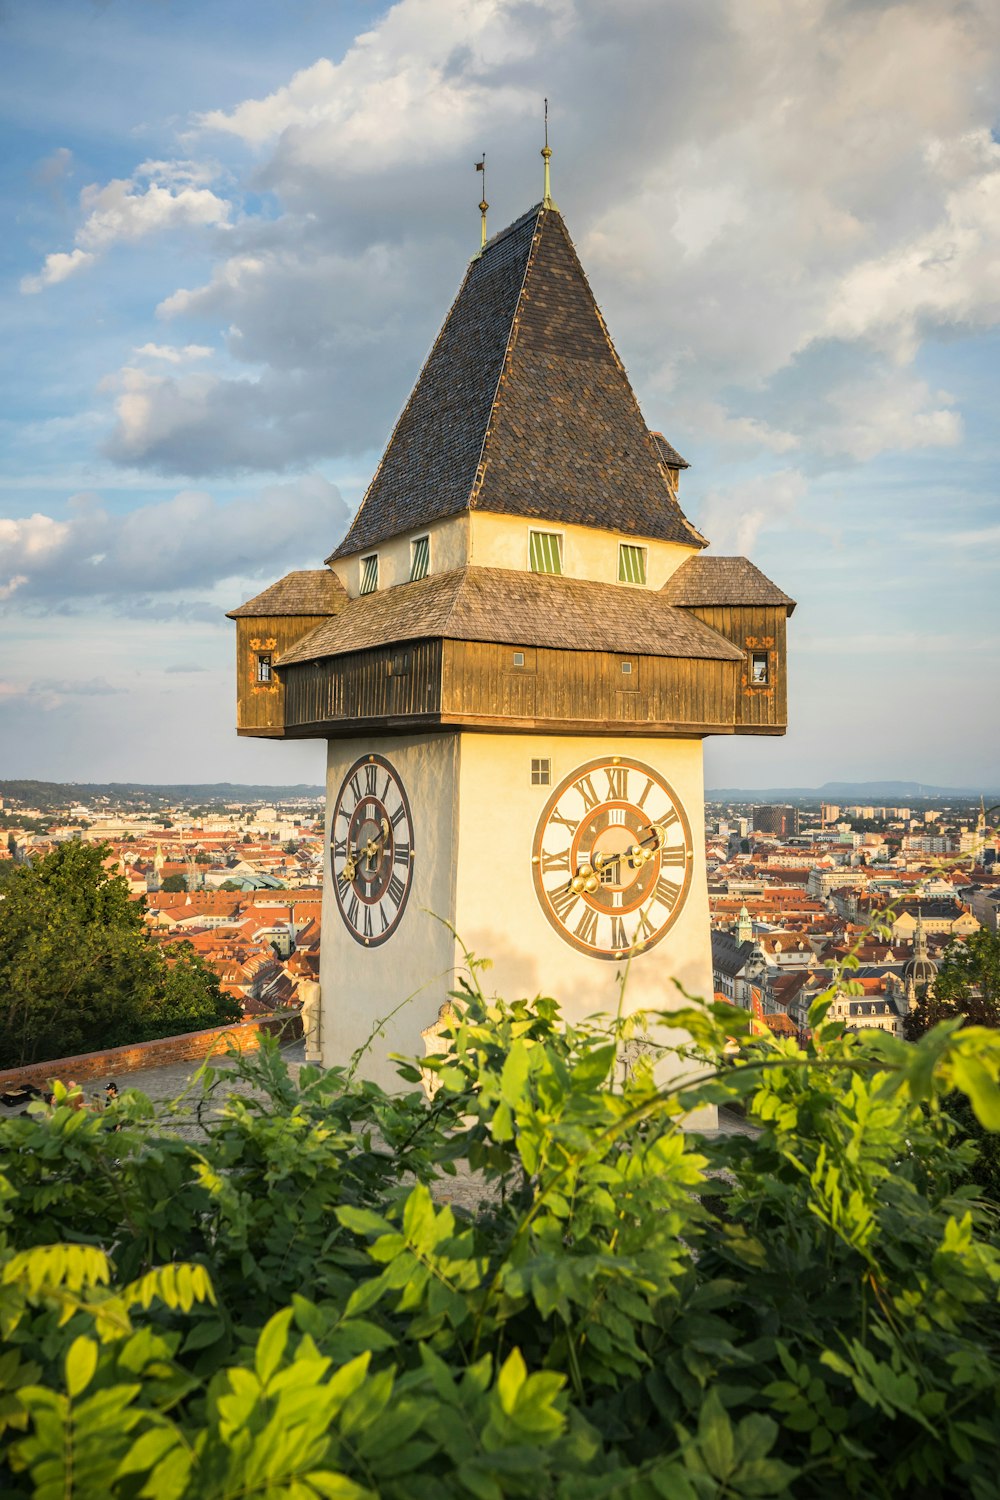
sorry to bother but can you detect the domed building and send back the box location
[903,914,937,1009]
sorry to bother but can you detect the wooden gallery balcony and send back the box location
[232,564,794,742]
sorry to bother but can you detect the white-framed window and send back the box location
[410,535,430,582]
[528,529,563,575]
[360,553,379,595]
[531,758,551,786]
[512,651,525,667]
[256,653,273,684]
[621,661,633,676]
[618,542,647,585]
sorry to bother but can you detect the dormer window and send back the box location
[360,553,379,595]
[410,535,430,582]
[618,543,647,585]
[529,529,563,575]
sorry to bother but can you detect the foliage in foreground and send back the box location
[0,841,241,1067]
[1,976,1000,1499]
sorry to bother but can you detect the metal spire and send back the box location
[541,98,557,209]
[476,153,488,249]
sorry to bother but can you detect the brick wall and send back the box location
[0,1013,303,1092]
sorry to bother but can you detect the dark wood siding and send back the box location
[257,638,781,741]
[441,642,737,729]
[680,606,787,729]
[283,639,443,731]
[235,616,330,735]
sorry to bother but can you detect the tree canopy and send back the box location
[906,928,1000,1038]
[0,841,240,1067]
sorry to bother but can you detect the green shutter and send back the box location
[410,536,429,581]
[618,544,646,585]
[529,531,562,575]
[360,554,379,594]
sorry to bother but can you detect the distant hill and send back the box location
[0,780,324,811]
[706,780,1000,801]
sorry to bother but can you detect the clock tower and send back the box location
[229,175,795,1096]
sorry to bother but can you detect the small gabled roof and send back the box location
[661,556,796,614]
[650,432,689,469]
[329,204,704,561]
[277,566,745,668]
[227,570,346,619]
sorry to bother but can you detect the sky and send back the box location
[1,0,998,792]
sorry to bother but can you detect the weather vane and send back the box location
[476,153,488,249]
[542,97,555,209]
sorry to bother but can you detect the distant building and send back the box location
[753,805,800,838]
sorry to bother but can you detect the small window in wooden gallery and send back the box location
[621,661,633,675]
[618,542,647,585]
[529,530,563,575]
[360,554,379,594]
[751,651,769,685]
[410,535,430,581]
[512,651,525,667]
[256,653,273,684]
[531,758,551,786]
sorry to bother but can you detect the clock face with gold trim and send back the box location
[331,754,414,947]
[531,756,693,960]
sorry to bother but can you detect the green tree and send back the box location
[906,927,1000,1038]
[0,842,240,1067]
[160,872,188,892]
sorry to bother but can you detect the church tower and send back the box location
[229,170,795,1087]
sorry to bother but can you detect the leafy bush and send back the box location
[1,972,999,1498]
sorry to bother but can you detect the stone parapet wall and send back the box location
[0,1013,302,1092]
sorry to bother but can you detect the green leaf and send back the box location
[255,1307,293,1386]
[697,1389,735,1481]
[950,1054,1000,1130]
[65,1337,97,1399]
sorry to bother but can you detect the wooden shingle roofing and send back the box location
[227,570,346,618]
[661,556,796,614]
[329,205,704,560]
[277,566,745,667]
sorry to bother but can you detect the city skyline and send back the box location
[1,0,998,786]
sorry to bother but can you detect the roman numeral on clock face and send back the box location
[540,847,571,876]
[576,775,601,811]
[653,876,681,910]
[549,882,580,922]
[575,907,599,946]
[365,764,379,796]
[659,846,687,867]
[605,766,628,800]
[387,873,406,909]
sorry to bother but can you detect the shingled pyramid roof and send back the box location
[329,204,705,561]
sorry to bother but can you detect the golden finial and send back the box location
[541,98,557,209]
[476,153,488,249]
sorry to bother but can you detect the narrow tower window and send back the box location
[360,554,379,595]
[618,543,647,585]
[410,535,430,581]
[531,758,552,786]
[529,530,563,575]
[256,653,273,684]
[750,652,769,685]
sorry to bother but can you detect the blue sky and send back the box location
[1,0,998,790]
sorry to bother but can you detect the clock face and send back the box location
[331,754,414,947]
[531,756,693,961]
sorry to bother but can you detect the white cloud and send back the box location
[20,248,95,293]
[0,475,349,608]
[20,163,230,293]
[133,343,214,363]
[697,469,808,555]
